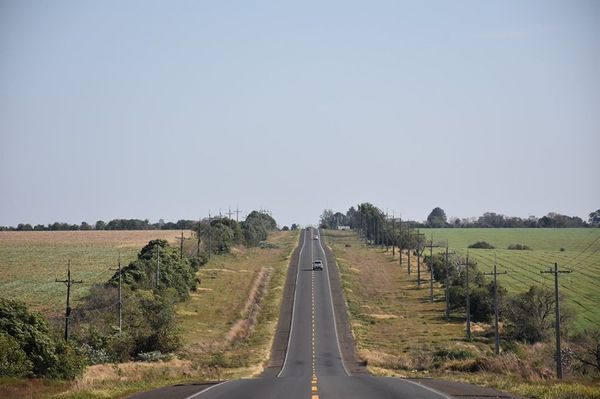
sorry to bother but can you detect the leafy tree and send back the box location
[427,207,447,227]
[505,285,572,343]
[95,220,106,230]
[589,209,600,227]
[319,209,335,229]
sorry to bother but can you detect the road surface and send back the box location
[131,229,514,399]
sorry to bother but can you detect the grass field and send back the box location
[419,228,600,330]
[0,230,192,314]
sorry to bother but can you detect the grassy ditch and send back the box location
[323,229,600,399]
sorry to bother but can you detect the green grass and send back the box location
[419,228,600,330]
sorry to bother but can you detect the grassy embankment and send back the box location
[323,229,600,399]
[0,230,299,399]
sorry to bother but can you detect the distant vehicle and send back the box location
[313,235,319,240]
[313,260,323,270]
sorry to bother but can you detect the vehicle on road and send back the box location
[313,260,323,270]
[313,235,319,240]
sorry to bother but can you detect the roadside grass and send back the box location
[0,230,191,314]
[421,228,600,330]
[54,230,299,399]
[323,229,600,399]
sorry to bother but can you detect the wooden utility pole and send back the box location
[457,251,472,340]
[540,263,571,379]
[484,254,506,355]
[392,213,396,256]
[177,231,184,260]
[55,260,82,341]
[415,231,425,286]
[444,242,456,321]
[109,255,122,332]
[208,212,212,260]
[407,228,412,275]
[155,244,161,288]
[425,236,437,303]
[235,206,241,223]
[227,207,234,220]
[398,218,403,266]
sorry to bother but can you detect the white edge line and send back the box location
[317,229,351,376]
[183,380,232,399]
[400,379,453,399]
[276,229,306,378]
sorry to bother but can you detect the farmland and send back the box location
[417,228,600,330]
[0,230,192,314]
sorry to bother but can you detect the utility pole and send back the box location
[235,206,241,223]
[484,254,506,355]
[540,263,571,379]
[384,213,389,252]
[177,231,184,260]
[398,218,403,266]
[392,213,396,256]
[227,207,234,220]
[55,260,83,341]
[415,231,425,286]
[109,255,122,332]
[155,244,161,288]
[444,242,456,321]
[208,212,212,260]
[457,251,471,340]
[425,236,438,303]
[407,228,412,275]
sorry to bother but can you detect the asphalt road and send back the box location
[131,229,514,399]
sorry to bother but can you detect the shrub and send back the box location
[468,241,495,249]
[0,298,86,379]
[507,243,532,250]
[0,332,32,377]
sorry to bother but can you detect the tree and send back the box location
[427,207,447,227]
[589,209,600,227]
[505,285,571,343]
[95,220,106,230]
[319,209,335,229]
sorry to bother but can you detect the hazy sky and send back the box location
[1,1,598,227]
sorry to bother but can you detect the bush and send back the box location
[0,298,86,379]
[507,243,532,250]
[0,332,32,377]
[468,241,495,249]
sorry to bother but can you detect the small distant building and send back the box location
[338,225,351,231]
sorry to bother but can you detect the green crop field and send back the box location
[419,228,600,330]
[0,230,191,315]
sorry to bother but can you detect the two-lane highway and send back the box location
[174,228,449,399]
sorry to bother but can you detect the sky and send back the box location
[1,1,598,227]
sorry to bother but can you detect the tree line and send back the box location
[0,218,198,231]
[320,206,600,229]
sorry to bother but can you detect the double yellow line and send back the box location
[311,269,319,399]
